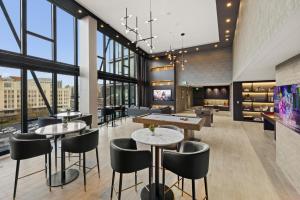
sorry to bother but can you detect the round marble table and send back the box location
[55,111,82,121]
[131,128,184,200]
[35,121,86,187]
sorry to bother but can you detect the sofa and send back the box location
[127,106,172,117]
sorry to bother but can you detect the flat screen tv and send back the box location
[153,89,172,101]
[274,84,300,133]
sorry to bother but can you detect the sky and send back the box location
[0,0,75,86]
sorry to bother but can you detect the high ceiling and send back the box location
[75,0,220,54]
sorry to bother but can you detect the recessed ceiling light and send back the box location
[225,34,230,38]
[225,38,229,41]
[225,30,230,34]
[184,50,187,53]
[116,35,119,38]
[100,24,104,28]
[78,9,82,14]
[196,47,199,51]
[127,42,130,45]
[226,18,231,23]
[214,44,218,48]
[226,2,232,7]
[155,57,159,60]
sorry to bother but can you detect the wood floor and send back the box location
[0,111,300,200]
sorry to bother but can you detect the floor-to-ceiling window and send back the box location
[0,0,79,155]
[96,30,141,124]
[0,66,21,152]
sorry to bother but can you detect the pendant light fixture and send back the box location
[180,33,187,71]
[121,0,157,53]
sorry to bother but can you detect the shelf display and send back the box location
[151,80,173,86]
[241,81,275,122]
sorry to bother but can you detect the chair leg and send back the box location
[54,137,58,171]
[96,148,100,178]
[162,167,165,200]
[149,167,152,199]
[110,171,115,199]
[83,152,86,192]
[61,150,64,189]
[192,179,196,200]
[134,171,137,192]
[182,178,184,196]
[13,160,20,200]
[45,154,47,178]
[204,176,208,200]
[118,173,123,200]
[79,153,81,170]
[177,175,180,187]
[48,153,52,191]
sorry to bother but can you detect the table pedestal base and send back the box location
[47,169,79,187]
[140,183,174,200]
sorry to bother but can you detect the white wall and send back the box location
[177,47,232,86]
[233,0,300,81]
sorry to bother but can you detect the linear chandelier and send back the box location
[121,0,157,53]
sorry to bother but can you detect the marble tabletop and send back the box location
[55,111,82,118]
[35,121,86,136]
[131,128,184,147]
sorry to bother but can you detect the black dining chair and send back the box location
[38,117,62,170]
[110,138,152,200]
[158,125,183,186]
[72,114,93,129]
[104,108,116,127]
[61,128,100,191]
[9,133,52,200]
[162,141,210,200]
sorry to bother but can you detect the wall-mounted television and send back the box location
[153,89,172,101]
[274,84,300,133]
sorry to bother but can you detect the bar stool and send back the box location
[61,129,100,191]
[72,114,93,129]
[9,133,52,200]
[162,141,210,200]
[110,138,152,200]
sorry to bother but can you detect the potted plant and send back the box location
[149,124,155,136]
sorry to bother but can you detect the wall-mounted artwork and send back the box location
[274,84,300,133]
[204,86,229,99]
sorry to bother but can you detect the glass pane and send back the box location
[57,74,74,112]
[97,57,104,71]
[57,7,74,65]
[130,51,136,78]
[27,71,52,121]
[97,79,104,124]
[116,81,122,106]
[27,34,52,60]
[27,0,52,38]
[0,0,20,53]
[124,83,129,106]
[106,38,114,73]
[115,42,122,75]
[97,32,104,57]
[130,83,136,106]
[0,66,21,153]
[106,80,114,106]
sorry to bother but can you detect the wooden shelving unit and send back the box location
[241,81,275,122]
[150,65,174,72]
[151,80,174,86]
